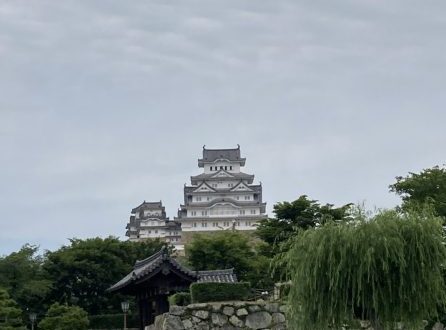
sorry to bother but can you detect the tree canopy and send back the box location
[43,237,165,315]
[0,288,25,330]
[186,231,274,288]
[0,244,51,316]
[390,165,446,218]
[283,208,446,330]
[256,195,352,248]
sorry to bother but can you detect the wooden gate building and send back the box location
[108,248,237,329]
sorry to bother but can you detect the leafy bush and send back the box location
[89,313,139,329]
[38,303,89,330]
[168,292,191,306]
[190,282,251,303]
[284,209,446,330]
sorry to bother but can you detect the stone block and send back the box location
[211,302,222,312]
[271,324,287,330]
[219,325,238,330]
[229,315,244,327]
[193,310,210,320]
[248,305,261,312]
[195,323,210,330]
[236,308,248,317]
[222,306,235,316]
[187,303,209,310]
[169,305,185,316]
[233,301,246,308]
[163,314,184,330]
[245,311,272,329]
[192,316,202,323]
[211,313,228,326]
[271,312,286,324]
[182,319,193,329]
[265,302,280,313]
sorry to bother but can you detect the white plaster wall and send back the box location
[204,161,242,174]
[180,218,259,232]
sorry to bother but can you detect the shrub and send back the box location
[89,313,139,329]
[190,282,251,303]
[38,303,89,330]
[168,292,191,306]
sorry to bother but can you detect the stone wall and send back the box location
[145,300,446,330]
[146,300,287,330]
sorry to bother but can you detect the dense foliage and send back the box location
[185,231,273,288]
[0,237,164,328]
[38,303,89,330]
[43,237,165,315]
[0,245,51,316]
[256,195,352,249]
[283,209,446,330]
[390,165,446,218]
[190,282,251,303]
[0,288,25,329]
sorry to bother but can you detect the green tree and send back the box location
[43,237,164,315]
[283,208,446,330]
[38,303,88,330]
[256,195,352,249]
[0,245,51,314]
[390,165,446,218]
[186,231,273,288]
[0,288,25,329]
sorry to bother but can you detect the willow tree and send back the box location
[283,209,446,330]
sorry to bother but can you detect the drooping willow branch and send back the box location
[282,208,446,330]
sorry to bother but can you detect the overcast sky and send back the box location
[1,0,445,255]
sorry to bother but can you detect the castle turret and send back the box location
[125,201,181,246]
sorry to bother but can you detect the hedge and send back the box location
[168,292,191,306]
[88,313,139,329]
[190,282,251,303]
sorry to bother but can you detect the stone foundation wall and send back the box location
[145,300,446,330]
[146,300,287,330]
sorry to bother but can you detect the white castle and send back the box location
[176,145,266,232]
[125,145,266,246]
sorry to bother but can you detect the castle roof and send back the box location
[131,201,164,214]
[198,145,246,167]
[191,171,254,184]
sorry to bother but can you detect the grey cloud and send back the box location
[1,0,445,254]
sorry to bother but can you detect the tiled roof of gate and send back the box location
[108,248,237,292]
[197,269,237,283]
